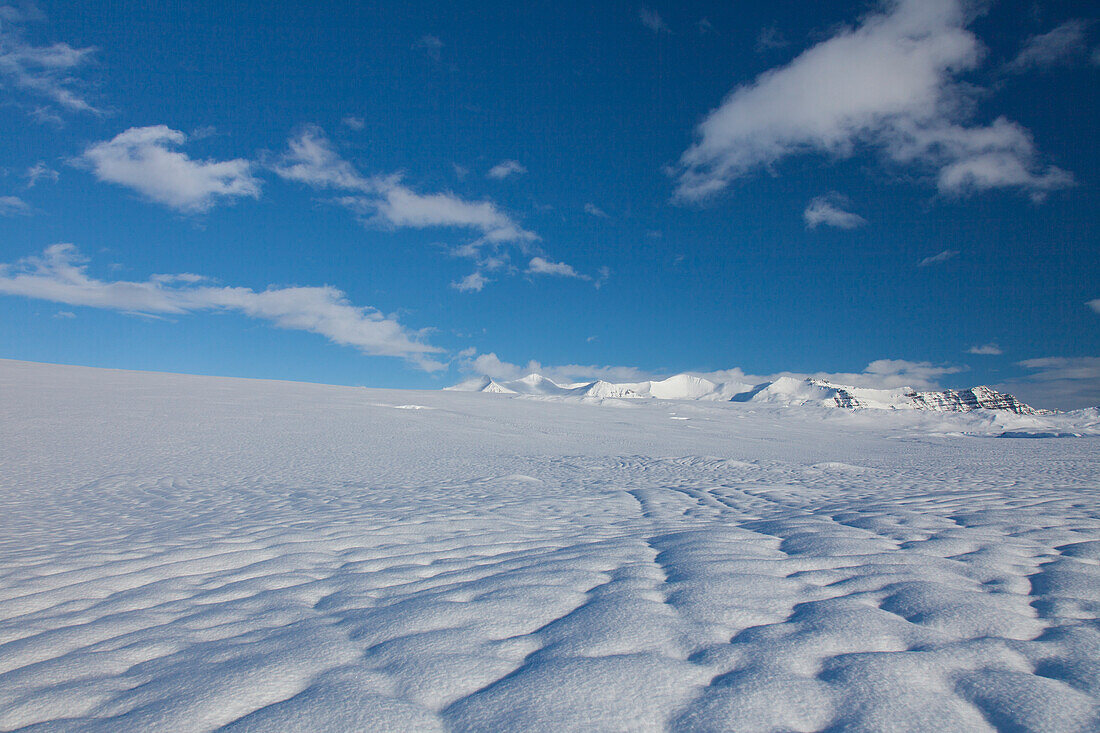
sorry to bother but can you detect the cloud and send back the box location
[272,127,565,291]
[754,26,789,52]
[487,160,526,180]
[274,127,536,245]
[373,188,536,243]
[674,0,1073,202]
[997,356,1100,410]
[967,343,1003,355]
[81,126,260,212]
[25,161,58,186]
[1018,356,1100,382]
[583,202,609,218]
[451,271,490,293]
[918,249,959,267]
[1089,299,1100,315]
[0,195,32,216]
[53,310,75,318]
[1008,20,1092,71]
[526,257,587,279]
[0,6,99,117]
[639,9,670,34]
[0,244,445,370]
[803,193,867,229]
[413,34,443,60]
[465,351,659,384]
[271,125,376,191]
[341,115,365,130]
[463,354,962,393]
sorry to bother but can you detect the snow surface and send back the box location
[1,358,1099,731]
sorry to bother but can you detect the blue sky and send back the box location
[1,0,1098,408]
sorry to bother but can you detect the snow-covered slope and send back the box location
[2,359,1098,731]
[449,372,1045,414]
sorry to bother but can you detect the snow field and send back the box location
[0,359,1098,731]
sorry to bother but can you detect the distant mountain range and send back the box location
[447,373,1048,415]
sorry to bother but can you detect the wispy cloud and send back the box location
[0,195,32,216]
[487,160,526,180]
[803,193,866,229]
[1089,299,1100,315]
[968,343,1003,355]
[527,257,586,279]
[413,34,443,61]
[451,271,489,293]
[998,356,1100,410]
[270,127,606,292]
[674,0,1073,202]
[340,115,365,130]
[0,244,445,370]
[81,126,260,212]
[584,202,609,218]
[274,126,535,246]
[1008,20,1092,72]
[754,26,788,52]
[918,249,959,267]
[463,354,963,392]
[639,8,670,34]
[25,161,58,186]
[0,4,99,119]
[271,125,376,191]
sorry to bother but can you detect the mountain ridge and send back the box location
[446,372,1050,414]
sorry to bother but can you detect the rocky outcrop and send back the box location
[906,386,1041,415]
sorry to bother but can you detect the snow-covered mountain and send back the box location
[448,373,1046,414]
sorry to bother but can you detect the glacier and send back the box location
[1,358,1098,731]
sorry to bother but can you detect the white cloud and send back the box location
[81,126,260,212]
[0,6,98,117]
[803,193,867,229]
[805,359,965,390]
[341,115,365,130]
[413,34,443,60]
[25,161,58,186]
[463,354,962,392]
[0,244,445,370]
[584,202,609,218]
[526,257,586,279]
[1089,299,1100,315]
[639,9,670,34]
[274,127,536,246]
[1008,20,1091,71]
[466,352,659,384]
[674,0,1072,202]
[0,195,32,216]
[1018,357,1100,382]
[271,125,376,191]
[53,310,75,318]
[918,249,959,267]
[998,356,1100,409]
[451,271,490,293]
[967,343,1003,355]
[487,160,526,180]
[755,26,789,52]
[376,187,535,243]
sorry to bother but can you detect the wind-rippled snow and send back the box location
[0,359,1098,732]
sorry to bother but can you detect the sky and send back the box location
[0,0,1098,409]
